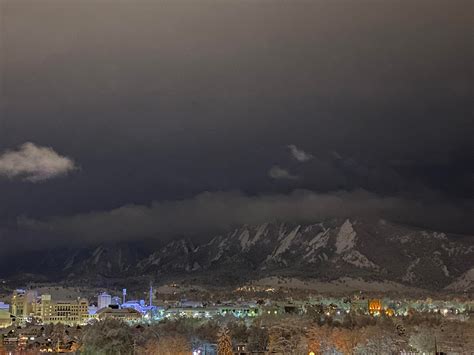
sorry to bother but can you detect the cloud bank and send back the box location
[0,143,77,182]
[19,189,473,246]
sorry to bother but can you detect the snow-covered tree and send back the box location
[330,327,364,354]
[436,320,474,353]
[217,326,233,355]
[306,324,333,353]
[140,335,190,355]
[247,323,269,352]
[227,320,248,343]
[355,325,407,354]
[409,326,436,353]
[80,318,134,355]
[268,323,307,354]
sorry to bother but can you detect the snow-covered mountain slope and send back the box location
[445,268,474,292]
[2,219,473,291]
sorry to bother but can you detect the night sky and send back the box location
[0,0,472,251]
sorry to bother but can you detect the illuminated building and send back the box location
[218,306,259,318]
[98,292,112,310]
[97,307,142,322]
[10,289,40,322]
[235,343,247,355]
[162,305,259,319]
[368,299,382,315]
[40,294,89,325]
[0,310,14,328]
[121,299,151,313]
[87,305,99,320]
[23,290,39,318]
[385,308,395,317]
[11,289,26,318]
[111,296,122,306]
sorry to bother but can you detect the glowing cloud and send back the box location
[288,144,313,162]
[0,142,77,182]
[268,165,298,180]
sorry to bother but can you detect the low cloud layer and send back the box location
[18,189,473,247]
[0,143,77,182]
[288,145,314,162]
[268,165,298,180]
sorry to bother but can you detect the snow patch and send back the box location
[254,276,424,293]
[433,232,447,240]
[192,261,201,271]
[304,230,330,261]
[342,250,379,270]
[239,229,250,250]
[251,223,268,245]
[432,254,450,277]
[277,224,287,241]
[63,255,76,270]
[402,258,420,283]
[335,219,356,254]
[445,268,474,291]
[211,248,224,262]
[151,256,161,266]
[441,265,450,277]
[273,226,300,257]
[309,230,329,249]
[398,235,412,244]
[238,224,268,250]
[92,247,104,264]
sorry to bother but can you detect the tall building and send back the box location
[11,289,40,321]
[98,292,112,310]
[40,294,52,321]
[23,290,38,318]
[11,289,26,318]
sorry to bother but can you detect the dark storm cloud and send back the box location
[0,0,472,250]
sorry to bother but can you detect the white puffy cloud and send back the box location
[268,165,298,180]
[288,144,313,162]
[0,142,77,182]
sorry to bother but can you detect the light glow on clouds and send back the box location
[288,144,313,162]
[268,165,298,180]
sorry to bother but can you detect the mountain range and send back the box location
[2,219,473,292]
